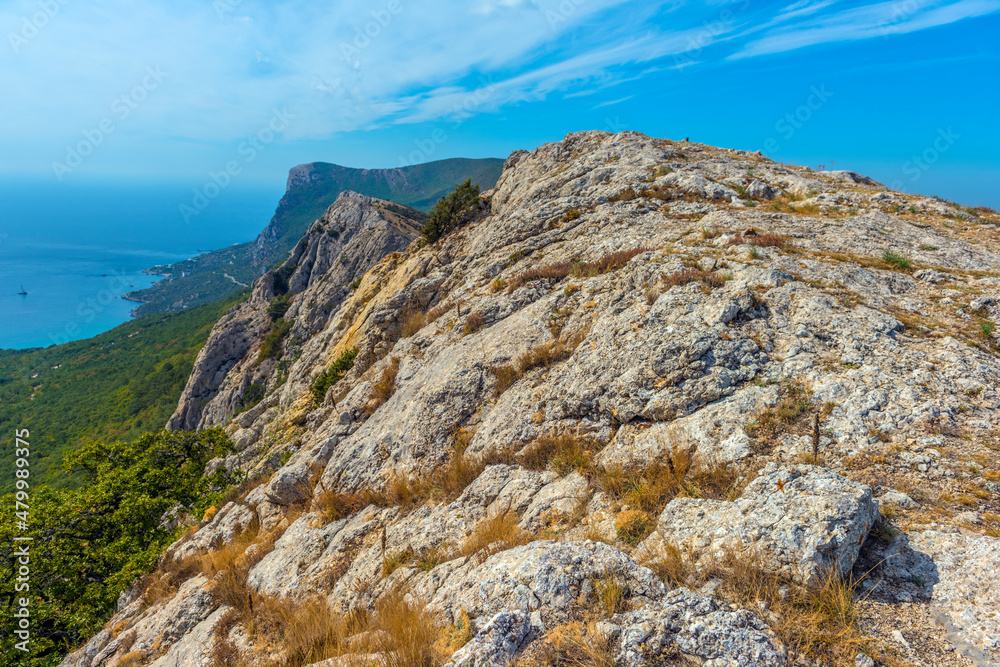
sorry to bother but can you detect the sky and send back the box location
[2,0,999,207]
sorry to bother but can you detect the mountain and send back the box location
[60,131,1000,667]
[125,157,504,316]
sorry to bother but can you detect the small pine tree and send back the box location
[421,178,481,244]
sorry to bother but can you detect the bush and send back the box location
[421,178,482,244]
[244,383,265,407]
[881,250,912,269]
[258,318,294,362]
[310,347,358,406]
[267,293,292,320]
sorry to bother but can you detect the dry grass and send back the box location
[117,651,149,667]
[519,430,735,543]
[745,380,815,450]
[459,511,534,564]
[217,587,445,667]
[373,590,447,667]
[140,551,204,609]
[378,438,515,510]
[702,546,870,665]
[614,509,652,546]
[367,356,400,412]
[599,445,736,514]
[642,540,694,587]
[729,231,791,248]
[426,302,452,324]
[490,331,587,397]
[488,363,521,395]
[538,622,615,667]
[662,267,725,291]
[509,247,650,290]
[401,310,427,338]
[519,431,595,475]
[462,311,487,335]
[314,489,384,523]
[592,574,628,618]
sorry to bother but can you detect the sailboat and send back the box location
[18,284,28,296]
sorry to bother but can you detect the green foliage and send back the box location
[311,347,358,405]
[244,382,265,407]
[267,293,292,320]
[420,178,482,244]
[0,429,238,666]
[0,291,246,494]
[881,250,912,269]
[258,318,294,362]
[350,277,362,291]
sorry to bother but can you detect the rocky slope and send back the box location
[63,131,1000,667]
[167,191,423,433]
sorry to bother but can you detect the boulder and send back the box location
[639,465,877,585]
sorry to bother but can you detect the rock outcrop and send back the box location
[63,131,1000,667]
[637,464,879,585]
[167,191,421,431]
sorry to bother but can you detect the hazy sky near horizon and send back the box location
[2,0,999,206]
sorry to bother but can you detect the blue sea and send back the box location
[0,180,283,350]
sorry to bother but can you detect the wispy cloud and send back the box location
[731,0,1000,58]
[0,0,997,175]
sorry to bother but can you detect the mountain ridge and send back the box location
[125,157,503,315]
[59,131,1000,667]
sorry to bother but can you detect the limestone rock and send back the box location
[444,610,533,667]
[639,464,877,584]
[611,587,786,666]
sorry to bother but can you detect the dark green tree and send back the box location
[420,178,482,244]
[0,429,237,666]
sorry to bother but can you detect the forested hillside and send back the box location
[0,290,247,493]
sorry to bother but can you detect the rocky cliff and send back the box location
[63,131,1000,667]
[167,191,422,433]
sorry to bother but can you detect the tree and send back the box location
[420,178,482,244]
[0,429,237,666]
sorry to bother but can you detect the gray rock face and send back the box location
[746,178,778,200]
[902,530,1000,664]
[611,587,786,666]
[429,540,666,627]
[444,610,533,667]
[639,464,878,585]
[167,191,418,431]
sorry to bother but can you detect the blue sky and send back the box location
[3,0,999,207]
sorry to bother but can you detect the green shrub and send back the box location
[244,383,265,407]
[350,277,362,291]
[420,178,482,244]
[266,293,292,320]
[311,347,359,405]
[881,250,912,269]
[258,318,294,362]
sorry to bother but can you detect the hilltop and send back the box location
[60,131,1000,667]
[125,157,504,315]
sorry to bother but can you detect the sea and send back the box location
[0,179,283,350]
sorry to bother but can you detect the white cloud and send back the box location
[731,0,1000,58]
